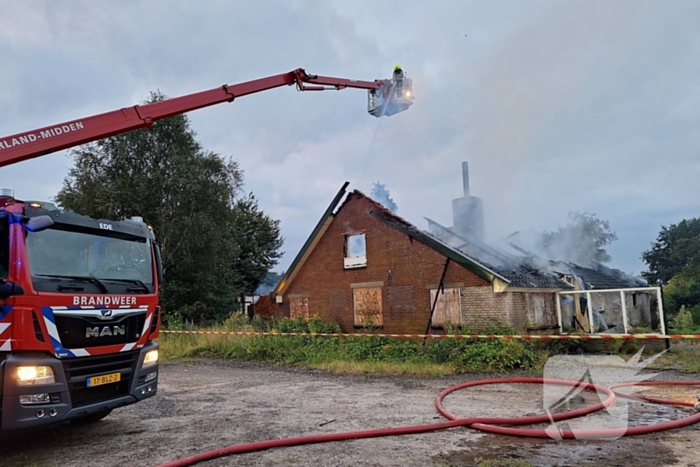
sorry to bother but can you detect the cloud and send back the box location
[1,0,698,275]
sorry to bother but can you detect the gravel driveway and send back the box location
[2,359,699,467]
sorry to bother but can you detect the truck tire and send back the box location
[69,409,112,425]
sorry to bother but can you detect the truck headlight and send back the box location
[142,349,159,368]
[17,366,55,386]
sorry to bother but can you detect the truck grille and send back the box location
[54,312,146,348]
[63,352,139,407]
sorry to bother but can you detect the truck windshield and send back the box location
[26,227,153,286]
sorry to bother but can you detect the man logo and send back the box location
[86,326,125,338]
[100,309,113,319]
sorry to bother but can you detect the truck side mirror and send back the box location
[0,281,24,299]
[23,215,54,233]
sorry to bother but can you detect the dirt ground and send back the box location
[2,359,699,467]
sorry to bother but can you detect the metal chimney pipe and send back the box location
[462,161,470,197]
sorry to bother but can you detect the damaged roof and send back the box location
[274,182,642,299]
[368,209,509,284]
[561,263,646,289]
[424,217,572,290]
[272,181,350,298]
[274,185,572,298]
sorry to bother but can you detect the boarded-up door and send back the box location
[430,288,462,327]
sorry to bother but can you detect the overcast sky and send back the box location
[1,0,698,276]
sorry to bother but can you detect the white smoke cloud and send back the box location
[369,181,398,214]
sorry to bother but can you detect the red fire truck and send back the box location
[0,68,413,430]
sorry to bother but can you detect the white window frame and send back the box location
[344,232,367,269]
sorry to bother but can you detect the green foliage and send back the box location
[672,305,696,333]
[541,211,618,264]
[642,217,700,318]
[276,315,342,334]
[229,192,284,299]
[459,340,541,372]
[55,91,283,325]
[664,273,700,317]
[611,338,641,355]
[222,312,251,331]
[642,217,700,285]
[537,338,588,355]
[161,318,546,373]
[650,341,700,373]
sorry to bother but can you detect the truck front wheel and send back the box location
[69,409,113,425]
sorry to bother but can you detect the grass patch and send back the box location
[158,315,700,375]
[649,341,700,373]
[157,315,548,375]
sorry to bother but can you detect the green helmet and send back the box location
[394,64,402,71]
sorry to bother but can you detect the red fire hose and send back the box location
[155,377,700,467]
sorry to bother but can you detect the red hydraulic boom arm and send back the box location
[0,68,411,169]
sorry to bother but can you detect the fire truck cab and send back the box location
[0,188,162,429]
[0,66,413,430]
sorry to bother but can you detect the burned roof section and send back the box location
[276,183,642,299]
[424,217,572,290]
[556,262,646,289]
[315,189,573,291]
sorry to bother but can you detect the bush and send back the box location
[222,312,250,331]
[672,305,696,333]
[159,316,546,373]
[460,340,541,373]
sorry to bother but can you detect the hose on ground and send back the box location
[155,377,700,467]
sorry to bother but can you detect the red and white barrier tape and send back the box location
[160,330,700,339]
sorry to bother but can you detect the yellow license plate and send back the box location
[87,372,121,388]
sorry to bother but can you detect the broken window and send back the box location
[290,297,309,320]
[429,288,462,328]
[344,233,367,269]
[353,287,383,326]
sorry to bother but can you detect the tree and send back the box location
[370,181,398,214]
[55,91,283,324]
[642,217,700,284]
[642,218,700,321]
[540,212,618,265]
[229,192,284,298]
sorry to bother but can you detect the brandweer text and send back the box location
[73,296,138,306]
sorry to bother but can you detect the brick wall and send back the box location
[283,193,497,334]
[460,287,531,331]
[251,295,280,319]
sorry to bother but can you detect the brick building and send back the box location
[270,183,573,334]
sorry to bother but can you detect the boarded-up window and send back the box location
[290,297,309,320]
[430,288,462,327]
[353,287,383,326]
[532,295,545,324]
